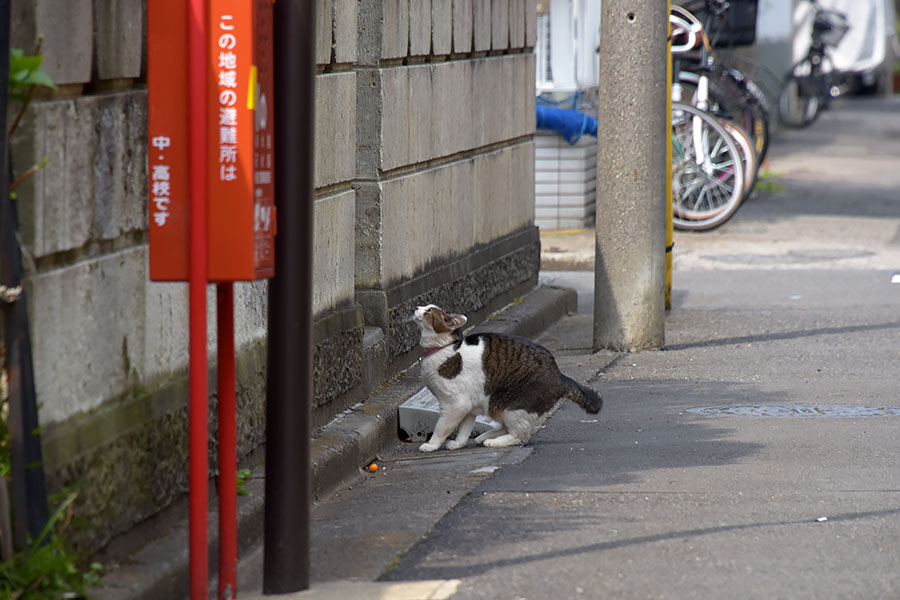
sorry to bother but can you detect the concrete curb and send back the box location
[540,252,594,271]
[538,228,595,272]
[91,284,577,600]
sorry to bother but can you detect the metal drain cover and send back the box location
[688,405,900,418]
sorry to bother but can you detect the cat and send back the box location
[413,304,602,452]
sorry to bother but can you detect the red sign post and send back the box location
[147,1,275,597]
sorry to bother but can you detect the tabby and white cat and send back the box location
[413,304,602,452]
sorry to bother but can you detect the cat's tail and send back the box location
[561,375,603,414]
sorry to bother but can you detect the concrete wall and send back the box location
[8,0,538,553]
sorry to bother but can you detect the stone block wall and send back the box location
[354,0,539,367]
[7,0,538,553]
[8,1,272,551]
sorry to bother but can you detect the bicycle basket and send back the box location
[676,0,758,48]
[814,9,849,48]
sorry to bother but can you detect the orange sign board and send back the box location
[147,0,190,281]
[148,0,276,282]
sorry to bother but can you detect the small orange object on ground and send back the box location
[368,463,378,473]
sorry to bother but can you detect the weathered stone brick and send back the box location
[317,0,334,64]
[452,0,474,53]
[380,67,411,171]
[509,0,525,48]
[313,190,357,315]
[432,0,452,55]
[28,248,148,425]
[11,0,93,86]
[11,92,146,259]
[491,0,509,50]
[315,72,357,188]
[473,0,491,51]
[525,0,536,47]
[92,0,143,80]
[383,0,410,59]
[334,0,358,63]
[410,0,431,56]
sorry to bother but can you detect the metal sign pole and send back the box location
[188,0,209,597]
[264,0,315,593]
[217,282,237,599]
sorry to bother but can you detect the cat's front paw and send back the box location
[419,442,440,452]
[445,440,467,450]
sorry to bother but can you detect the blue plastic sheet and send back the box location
[535,104,598,145]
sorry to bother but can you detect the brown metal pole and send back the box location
[264,0,315,593]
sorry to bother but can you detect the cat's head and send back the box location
[413,305,467,347]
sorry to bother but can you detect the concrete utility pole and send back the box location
[593,0,668,352]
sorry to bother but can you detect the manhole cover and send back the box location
[688,405,900,418]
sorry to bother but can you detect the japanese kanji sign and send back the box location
[148,0,276,281]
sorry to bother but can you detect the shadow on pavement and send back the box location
[381,505,900,581]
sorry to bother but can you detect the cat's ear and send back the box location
[444,312,467,331]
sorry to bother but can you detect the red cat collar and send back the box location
[423,343,455,358]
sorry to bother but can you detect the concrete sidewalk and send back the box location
[89,285,578,600]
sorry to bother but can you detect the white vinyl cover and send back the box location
[792,0,895,73]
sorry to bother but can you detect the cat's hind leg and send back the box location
[482,433,524,447]
[446,413,477,450]
[482,410,538,448]
[474,424,507,445]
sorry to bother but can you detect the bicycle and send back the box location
[778,0,850,128]
[675,0,772,162]
[669,6,749,230]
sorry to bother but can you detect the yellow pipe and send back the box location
[665,0,674,311]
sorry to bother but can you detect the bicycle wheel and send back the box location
[717,118,759,200]
[676,69,770,162]
[778,58,821,128]
[671,102,745,231]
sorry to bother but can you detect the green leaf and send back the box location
[31,493,76,550]
[10,54,42,73]
[11,68,29,85]
[20,70,56,89]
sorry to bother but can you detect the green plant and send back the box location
[236,468,252,497]
[8,43,57,197]
[215,468,254,497]
[755,169,784,194]
[8,47,55,103]
[0,493,103,599]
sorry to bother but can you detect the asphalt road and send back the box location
[380,97,900,599]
